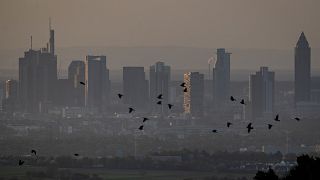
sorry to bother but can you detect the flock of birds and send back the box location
[117,82,179,131]
[17,81,301,166]
[214,95,301,134]
[218,96,301,134]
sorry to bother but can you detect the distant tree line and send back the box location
[0,149,293,172]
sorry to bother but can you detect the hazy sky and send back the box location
[0,0,319,50]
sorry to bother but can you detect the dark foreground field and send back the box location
[0,166,252,180]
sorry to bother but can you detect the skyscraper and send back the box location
[212,48,231,109]
[68,60,85,106]
[184,72,204,117]
[19,24,57,113]
[295,32,311,105]
[85,55,110,111]
[149,62,171,114]
[249,67,275,120]
[123,67,148,109]
[2,80,18,113]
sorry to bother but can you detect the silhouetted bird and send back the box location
[274,114,280,121]
[268,124,273,130]
[143,117,149,122]
[138,125,144,130]
[230,96,236,101]
[168,104,174,109]
[227,122,232,128]
[18,160,24,166]
[180,82,186,87]
[294,117,301,121]
[31,149,37,156]
[79,81,85,85]
[240,99,246,105]
[247,123,253,133]
[212,129,218,133]
[129,107,135,113]
[157,101,162,105]
[117,93,123,99]
[157,94,163,99]
[74,153,79,156]
[183,88,188,92]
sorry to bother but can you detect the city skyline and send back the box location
[0,1,320,180]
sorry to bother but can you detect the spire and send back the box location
[296,31,309,48]
[49,18,55,55]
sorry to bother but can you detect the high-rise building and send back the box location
[5,80,18,100]
[212,48,231,109]
[19,24,57,113]
[85,55,110,111]
[184,72,204,117]
[123,67,148,109]
[149,62,171,114]
[2,80,18,113]
[295,32,311,105]
[68,60,85,106]
[310,76,320,103]
[249,67,275,120]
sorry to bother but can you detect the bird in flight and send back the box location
[157,94,163,99]
[240,99,246,105]
[227,122,232,128]
[79,81,85,85]
[143,117,149,122]
[129,107,135,113]
[268,124,273,130]
[230,96,236,101]
[294,117,301,121]
[247,123,253,133]
[180,82,186,87]
[167,104,174,109]
[18,160,24,166]
[74,153,79,156]
[274,114,280,122]
[212,129,218,133]
[138,125,144,130]
[157,101,162,105]
[117,93,123,99]
[31,149,37,156]
[183,88,188,92]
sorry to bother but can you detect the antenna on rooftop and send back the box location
[30,36,33,50]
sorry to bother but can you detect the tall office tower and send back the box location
[2,80,18,113]
[249,67,275,120]
[85,55,110,111]
[123,67,148,109]
[149,62,171,114]
[68,60,85,106]
[212,48,231,109]
[184,72,204,117]
[19,25,57,113]
[295,32,311,105]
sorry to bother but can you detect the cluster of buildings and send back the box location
[1,24,319,122]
